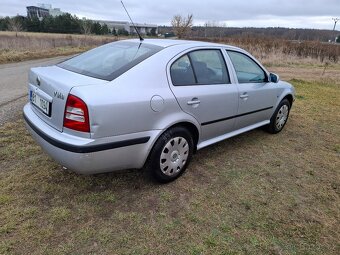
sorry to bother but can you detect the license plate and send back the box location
[30,91,51,116]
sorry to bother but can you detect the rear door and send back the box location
[168,48,239,142]
[226,50,278,129]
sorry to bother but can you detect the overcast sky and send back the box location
[1,0,339,30]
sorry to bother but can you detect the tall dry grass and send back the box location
[0,31,116,50]
[195,37,340,65]
[1,31,340,66]
[0,31,119,64]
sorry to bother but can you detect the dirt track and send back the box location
[0,56,70,125]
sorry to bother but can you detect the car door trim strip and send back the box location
[24,114,150,153]
[201,106,273,126]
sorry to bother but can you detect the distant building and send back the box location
[26,6,49,20]
[25,4,157,35]
[37,3,52,10]
[37,3,63,17]
[48,8,63,17]
[26,3,64,20]
[96,20,158,35]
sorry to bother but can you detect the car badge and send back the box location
[54,91,65,100]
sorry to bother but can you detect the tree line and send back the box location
[0,14,131,35]
[162,25,340,42]
[166,14,340,43]
[1,13,338,42]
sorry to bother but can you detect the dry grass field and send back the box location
[1,31,340,66]
[0,31,118,64]
[202,37,340,65]
[0,34,340,254]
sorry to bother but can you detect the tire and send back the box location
[147,126,194,183]
[266,99,291,134]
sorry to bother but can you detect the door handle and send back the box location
[187,98,201,105]
[240,93,249,99]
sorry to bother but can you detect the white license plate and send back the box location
[30,91,51,116]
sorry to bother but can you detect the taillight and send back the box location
[63,94,90,132]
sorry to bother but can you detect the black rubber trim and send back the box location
[24,114,150,153]
[201,106,273,126]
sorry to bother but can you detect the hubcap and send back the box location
[275,105,289,130]
[160,137,189,176]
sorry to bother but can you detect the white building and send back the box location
[37,3,64,17]
[96,20,158,35]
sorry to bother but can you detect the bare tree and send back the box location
[171,14,193,39]
[8,16,23,36]
[81,19,93,45]
[204,21,227,38]
[81,19,93,35]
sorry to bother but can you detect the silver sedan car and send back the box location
[24,39,295,182]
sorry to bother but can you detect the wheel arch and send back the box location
[143,120,200,169]
[283,94,294,107]
[167,122,199,152]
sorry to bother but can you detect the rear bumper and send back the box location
[23,103,160,174]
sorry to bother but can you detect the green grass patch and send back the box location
[0,75,339,254]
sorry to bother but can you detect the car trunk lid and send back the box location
[28,65,108,132]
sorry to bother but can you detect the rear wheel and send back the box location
[266,99,291,134]
[148,127,194,183]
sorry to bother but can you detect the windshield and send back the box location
[58,41,163,81]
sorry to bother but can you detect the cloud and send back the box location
[0,0,339,30]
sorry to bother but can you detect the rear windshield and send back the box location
[58,41,163,81]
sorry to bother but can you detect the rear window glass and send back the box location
[58,41,163,81]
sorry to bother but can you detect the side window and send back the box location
[227,51,266,83]
[170,55,196,86]
[170,49,230,86]
[189,50,230,84]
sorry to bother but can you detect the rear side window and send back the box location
[227,51,266,83]
[170,49,230,86]
[170,55,196,86]
[58,41,163,81]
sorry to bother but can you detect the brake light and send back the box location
[63,94,90,132]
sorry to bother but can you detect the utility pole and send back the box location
[333,18,339,31]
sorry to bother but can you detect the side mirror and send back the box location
[269,73,280,83]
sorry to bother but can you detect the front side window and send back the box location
[227,51,266,83]
[170,49,230,86]
[58,41,163,81]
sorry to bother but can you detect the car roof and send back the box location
[125,38,242,51]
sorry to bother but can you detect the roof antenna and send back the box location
[121,1,144,41]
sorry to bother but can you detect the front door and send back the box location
[227,50,278,129]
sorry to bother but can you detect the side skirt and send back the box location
[197,120,270,150]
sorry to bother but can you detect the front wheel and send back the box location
[148,127,194,183]
[266,99,291,134]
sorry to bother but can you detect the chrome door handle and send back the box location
[187,99,201,105]
[240,93,249,99]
